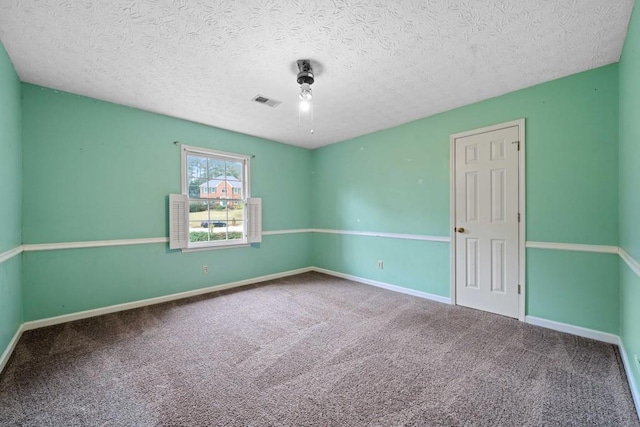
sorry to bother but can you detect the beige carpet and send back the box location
[0,272,638,426]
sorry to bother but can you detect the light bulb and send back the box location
[299,99,311,112]
[299,91,312,101]
[299,83,312,102]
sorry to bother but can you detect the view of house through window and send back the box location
[184,148,249,246]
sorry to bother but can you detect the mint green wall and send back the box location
[311,124,449,235]
[620,3,640,263]
[23,234,310,320]
[0,256,22,347]
[21,84,311,243]
[619,0,640,403]
[311,65,619,332]
[620,260,640,396]
[0,44,22,253]
[0,40,23,357]
[527,250,619,333]
[313,234,450,297]
[21,85,312,320]
[312,65,619,242]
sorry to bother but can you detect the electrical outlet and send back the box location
[202,265,209,275]
[377,260,384,270]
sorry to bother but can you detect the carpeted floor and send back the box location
[0,272,638,426]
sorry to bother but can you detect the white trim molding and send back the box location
[0,324,24,374]
[619,247,640,277]
[16,229,451,253]
[526,241,619,254]
[312,266,451,304]
[21,267,313,331]
[619,340,640,420]
[0,245,23,264]
[14,234,640,268]
[311,229,450,242]
[262,229,314,236]
[525,316,619,345]
[23,237,169,252]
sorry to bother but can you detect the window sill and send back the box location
[181,242,250,253]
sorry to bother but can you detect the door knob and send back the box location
[456,227,465,233]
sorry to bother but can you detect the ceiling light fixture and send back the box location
[297,59,315,134]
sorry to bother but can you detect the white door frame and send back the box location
[449,119,526,322]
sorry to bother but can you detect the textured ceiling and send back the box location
[0,0,634,149]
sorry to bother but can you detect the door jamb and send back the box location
[449,119,526,322]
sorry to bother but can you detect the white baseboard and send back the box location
[311,266,451,304]
[525,316,619,344]
[619,340,640,420]
[22,267,314,331]
[0,324,24,374]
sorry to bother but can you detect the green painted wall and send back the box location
[620,260,640,399]
[313,234,450,297]
[619,0,640,403]
[620,2,640,264]
[0,40,22,357]
[0,256,22,350]
[0,44,22,253]
[527,249,619,333]
[311,64,619,332]
[21,84,312,243]
[23,234,310,320]
[21,85,312,320]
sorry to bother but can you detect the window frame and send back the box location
[181,144,251,250]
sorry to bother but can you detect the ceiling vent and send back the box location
[251,95,281,108]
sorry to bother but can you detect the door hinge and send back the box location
[518,213,521,222]
[512,141,520,151]
[518,284,521,294]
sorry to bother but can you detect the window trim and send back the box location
[181,144,251,250]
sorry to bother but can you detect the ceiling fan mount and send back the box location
[296,59,314,85]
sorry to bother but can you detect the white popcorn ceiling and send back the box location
[0,0,634,148]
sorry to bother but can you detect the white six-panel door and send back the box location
[454,125,520,318]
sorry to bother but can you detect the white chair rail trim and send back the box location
[0,245,23,263]
[3,234,639,283]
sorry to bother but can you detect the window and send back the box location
[179,145,253,249]
[232,187,240,194]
